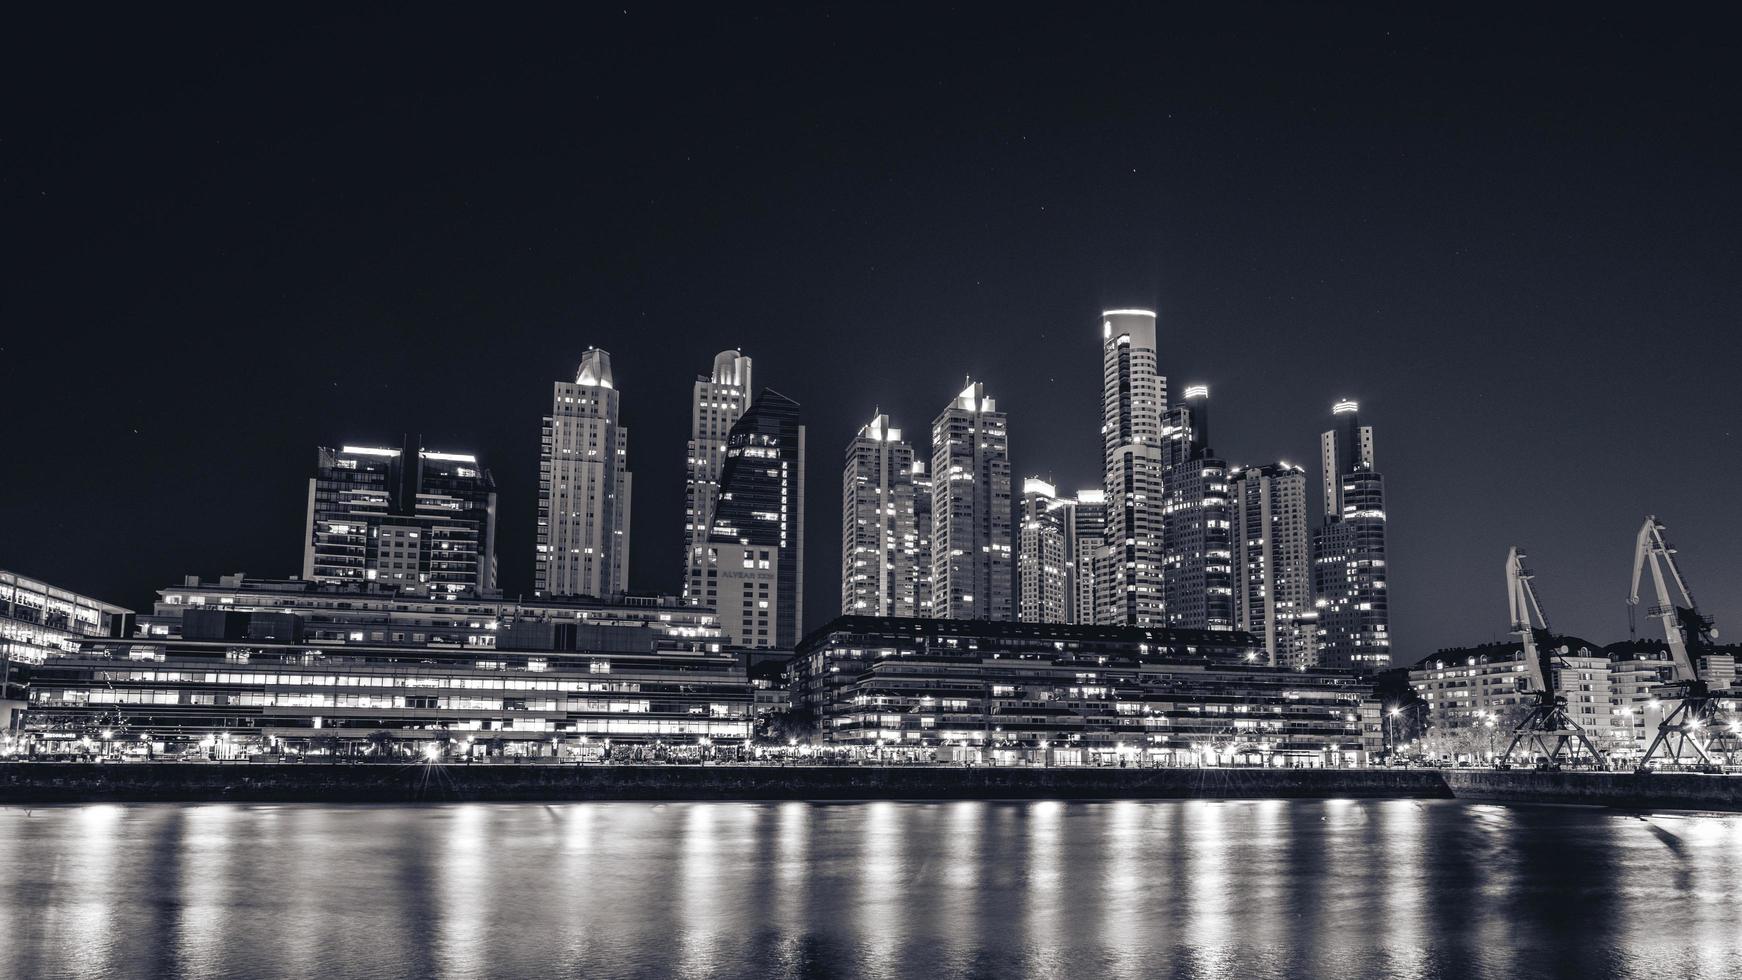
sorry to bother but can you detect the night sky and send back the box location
[6,6,1738,658]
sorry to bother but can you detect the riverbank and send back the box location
[4,762,1742,810]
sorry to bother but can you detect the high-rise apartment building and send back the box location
[841,413,922,617]
[682,350,753,608]
[304,440,499,597]
[931,380,1012,621]
[1311,400,1390,670]
[704,389,805,648]
[1017,479,1071,623]
[1158,386,1234,631]
[1098,309,1168,626]
[1070,489,1107,626]
[537,349,631,599]
[911,460,935,619]
[1231,462,1315,667]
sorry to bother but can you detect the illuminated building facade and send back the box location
[789,616,1380,765]
[682,350,753,608]
[538,348,631,600]
[20,575,749,754]
[303,441,499,597]
[1,570,130,726]
[1158,386,1234,631]
[704,389,805,649]
[1231,462,1316,668]
[1098,309,1168,626]
[1070,490,1107,626]
[1017,479,1070,624]
[931,380,1012,621]
[841,413,922,617]
[1311,400,1390,670]
[911,460,935,619]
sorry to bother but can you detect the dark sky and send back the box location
[6,6,1739,658]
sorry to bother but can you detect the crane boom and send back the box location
[1499,546,1600,768]
[1627,516,1715,684]
[1506,547,1553,694]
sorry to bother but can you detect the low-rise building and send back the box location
[1407,642,1620,758]
[1,570,131,728]
[19,575,750,756]
[789,616,1379,766]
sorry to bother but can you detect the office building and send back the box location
[1158,386,1234,632]
[1231,462,1315,668]
[931,380,1012,621]
[704,389,805,649]
[538,348,631,599]
[1,570,130,727]
[304,441,499,597]
[789,616,1380,766]
[20,575,749,755]
[1098,309,1168,626]
[1311,400,1390,670]
[682,350,753,608]
[1017,479,1071,624]
[841,413,922,617]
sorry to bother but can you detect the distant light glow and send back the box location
[341,445,401,457]
[1332,400,1359,415]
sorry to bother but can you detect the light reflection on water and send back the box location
[3,798,1741,979]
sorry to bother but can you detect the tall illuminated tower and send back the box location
[841,413,921,617]
[931,380,1012,621]
[1097,309,1167,625]
[682,350,753,607]
[1311,399,1390,670]
[536,348,630,599]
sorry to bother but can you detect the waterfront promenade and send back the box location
[4,762,1742,811]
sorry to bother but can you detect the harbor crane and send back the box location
[1499,547,1602,768]
[1628,515,1737,769]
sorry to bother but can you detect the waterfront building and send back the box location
[930,380,1012,621]
[20,575,750,755]
[303,441,499,597]
[1158,386,1234,632]
[1407,643,1619,756]
[1,570,130,727]
[788,616,1380,766]
[1098,309,1168,627]
[1311,400,1390,671]
[1070,490,1107,626]
[704,389,805,649]
[682,350,754,608]
[1017,479,1071,624]
[1231,462,1316,668]
[841,414,922,617]
[538,348,631,600]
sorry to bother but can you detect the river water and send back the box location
[1,799,1738,979]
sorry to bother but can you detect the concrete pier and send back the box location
[4,763,1742,810]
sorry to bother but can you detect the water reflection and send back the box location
[4,799,1742,979]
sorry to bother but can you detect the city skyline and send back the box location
[7,7,1739,654]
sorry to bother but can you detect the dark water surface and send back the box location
[2,798,1739,979]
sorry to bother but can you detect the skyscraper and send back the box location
[682,350,753,608]
[304,439,498,597]
[1311,399,1390,670]
[931,380,1012,621]
[1069,489,1107,626]
[911,459,935,619]
[1098,309,1167,626]
[537,348,630,599]
[1017,479,1070,624]
[1231,462,1315,667]
[705,388,805,648]
[841,413,921,617]
[1158,385,1234,631]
